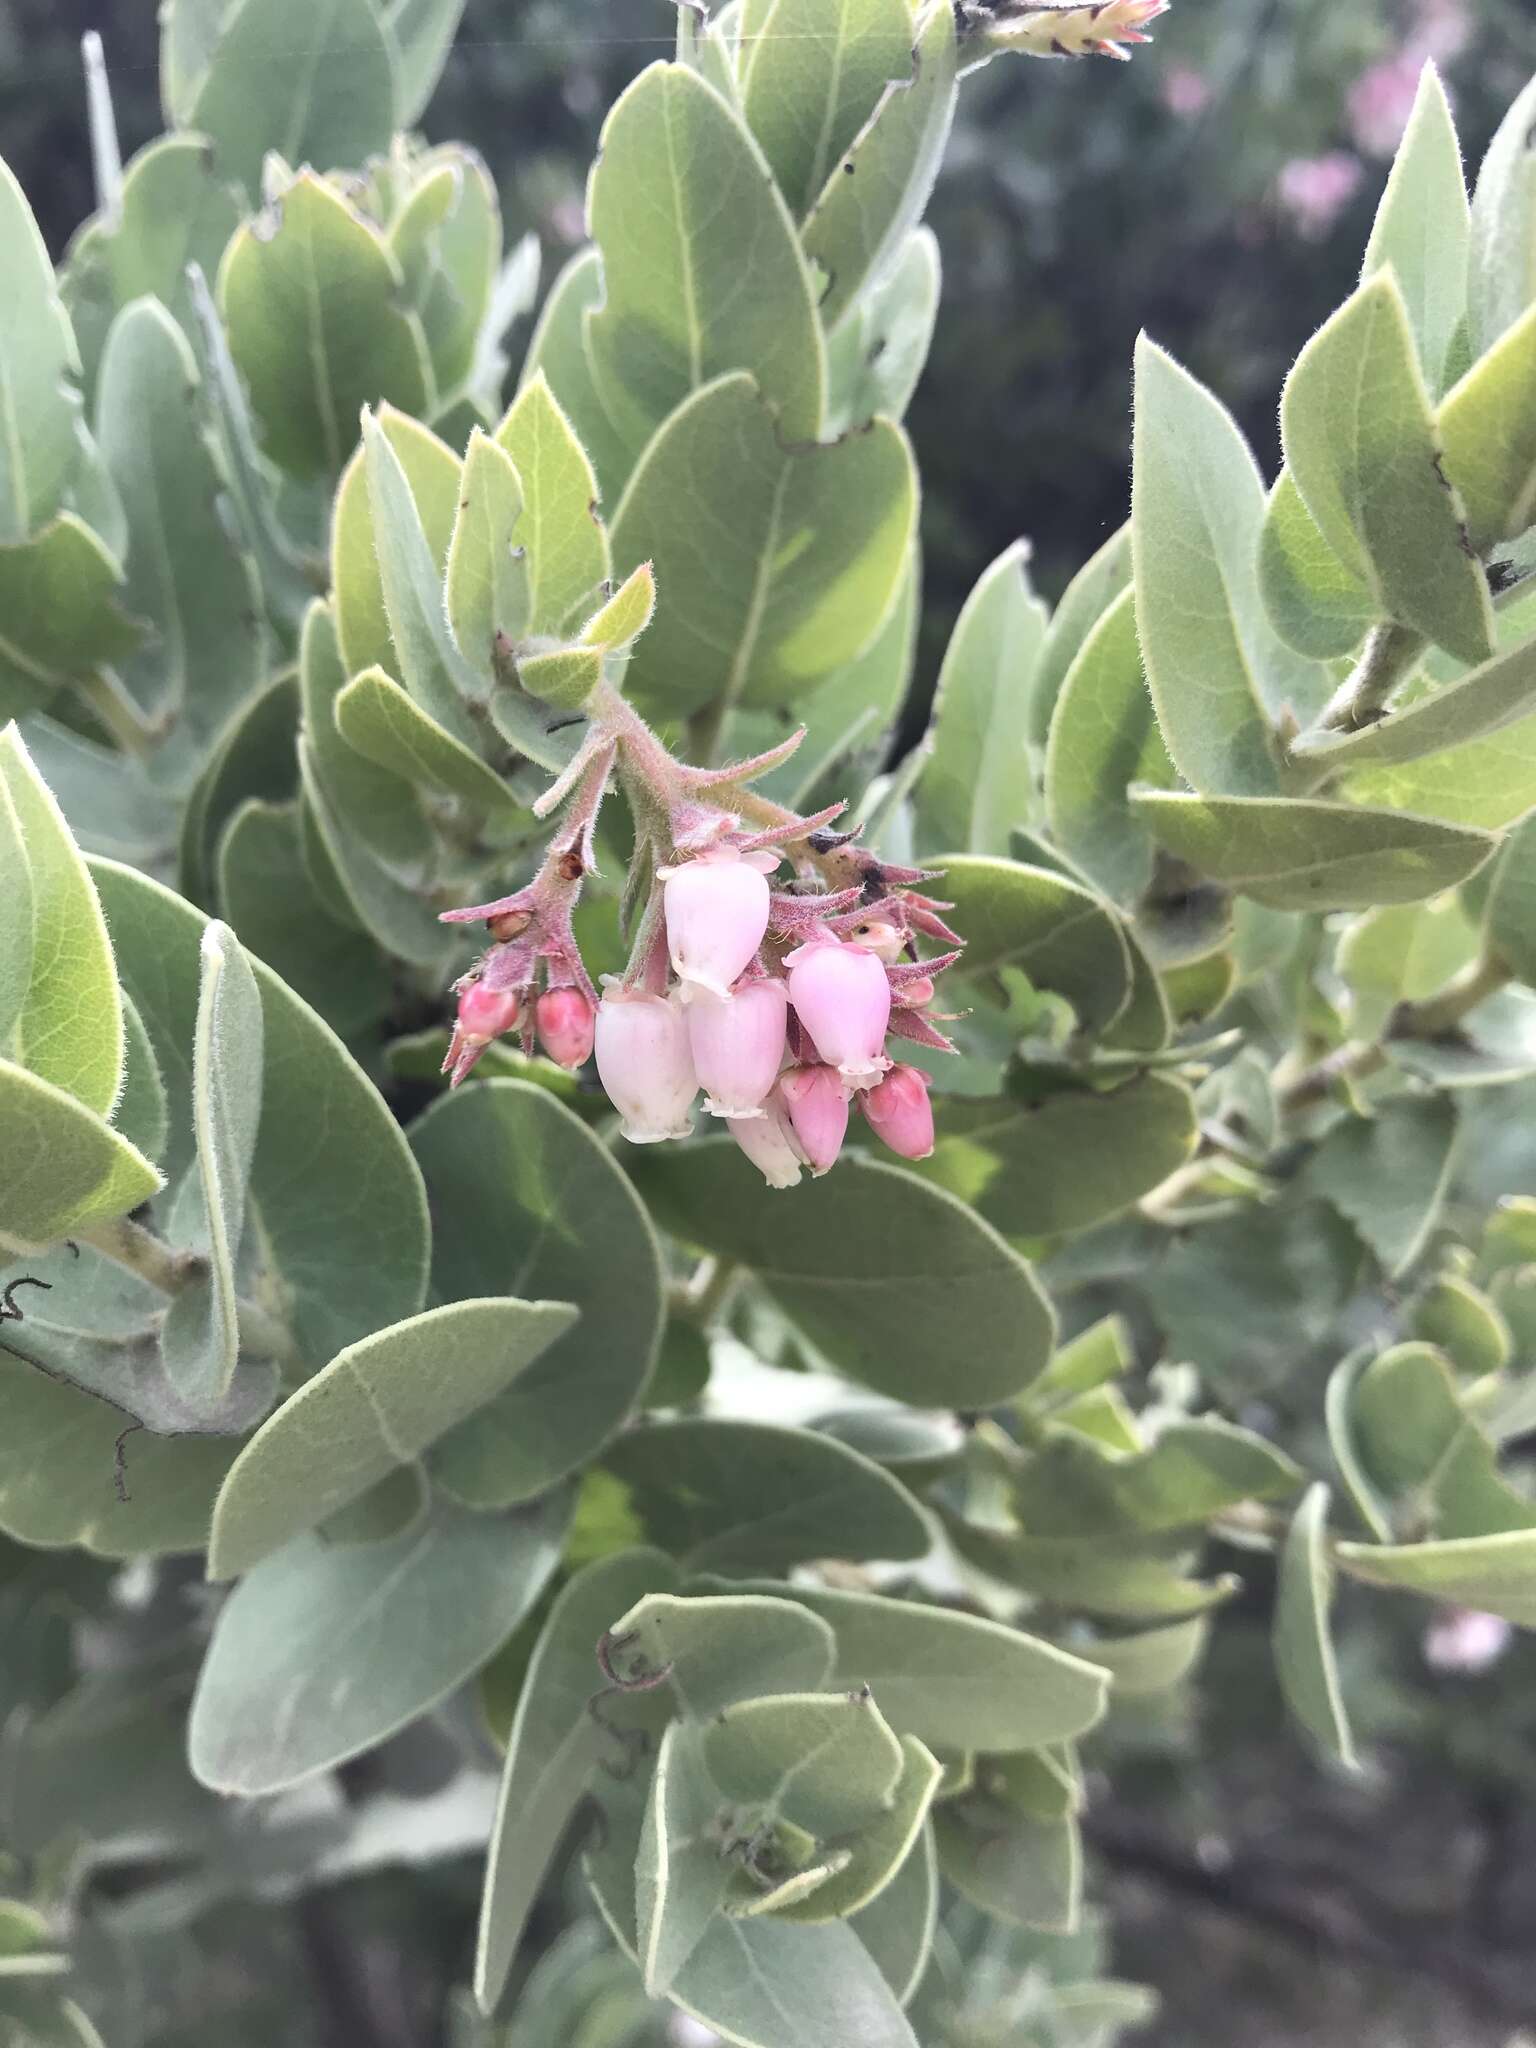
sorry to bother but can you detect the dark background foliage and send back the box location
[4,4,1536,2044]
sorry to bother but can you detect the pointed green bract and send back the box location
[0,517,144,723]
[585,63,825,457]
[0,725,124,1116]
[183,0,397,195]
[96,298,268,780]
[740,0,914,220]
[333,405,462,680]
[802,0,959,329]
[823,228,941,435]
[296,601,459,970]
[1469,72,1536,354]
[158,921,265,1405]
[1360,64,1468,393]
[1258,471,1376,662]
[1133,337,1326,795]
[361,408,486,748]
[1439,302,1536,555]
[220,172,429,478]
[917,541,1049,857]
[1045,584,1176,904]
[61,136,242,390]
[446,428,531,671]
[0,156,81,543]
[611,372,916,718]
[0,1059,162,1246]
[495,375,611,636]
[335,667,521,814]
[516,247,633,507]
[1281,273,1493,666]
[1029,523,1132,750]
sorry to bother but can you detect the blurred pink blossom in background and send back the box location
[1423,1606,1514,1675]
[1160,63,1211,117]
[1273,0,1467,239]
[1275,150,1366,238]
[1348,0,1470,156]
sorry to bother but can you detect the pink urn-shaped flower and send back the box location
[862,1064,935,1161]
[663,849,771,999]
[686,978,788,1118]
[785,935,892,1088]
[778,1064,851,1177]
[728,1090,808,1189]
[594,989,698,1143]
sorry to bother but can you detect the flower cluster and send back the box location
[957,0,1169,65]
[438,692,962,1190]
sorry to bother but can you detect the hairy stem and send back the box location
[77,671,163,759]
[1317,621,1425,735]
[1279,951,1512,1113]
[72,1215,302,1367]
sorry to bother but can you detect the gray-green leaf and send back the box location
[208,1298,579,1578]
[189,1493,570,1794]
[1281,272,1493,666]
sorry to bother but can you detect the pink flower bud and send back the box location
[663,850,770,999]
[535,987,595,1069]
[844,919,905,964]
[893,974,935,1010]
[594,990,698,1143]
[686,977,788,1118]
[861,1064,935,1161]
[778,1064,850,1177]
[442,979,523,1086]
[785,936,892,1089]
[459,981,521,1041]
[728,1092,806,1190]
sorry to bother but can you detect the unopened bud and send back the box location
[457,981,521,1043]
[687,978,788,1119]
[778,1064,851,1177]
[536,987,596,1069]
[664,849,770,999]
[845,919,905,964]
[594,990,698,1143]
[894,974,935,1010]
[442,979,523,1087]
[785,936,892,1089]
[861,1063,935,1161]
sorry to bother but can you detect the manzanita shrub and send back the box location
[5,1,1536,2041]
